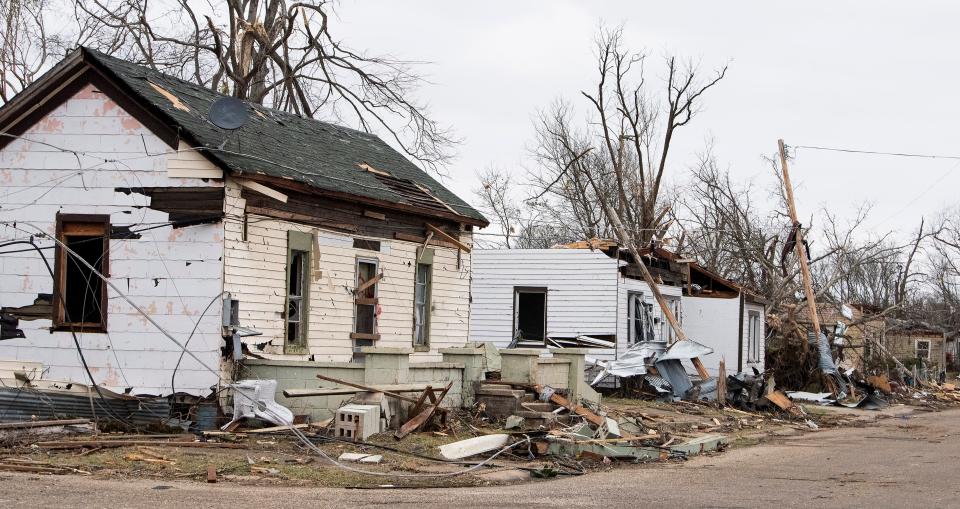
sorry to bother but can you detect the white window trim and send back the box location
[915,339,931,360]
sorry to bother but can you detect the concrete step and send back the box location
[520,402,555,412]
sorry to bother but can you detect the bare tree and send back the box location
[530,27,727,245]
[1,0,453,170]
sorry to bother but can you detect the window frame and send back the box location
[352,257,380,345]
[512,286,548,346]
[747,311,761,363]
[626,291,652,344]
[52,213,110,333]
[284,230,312,354]
[916,339,931,361]
[413,247,433,350]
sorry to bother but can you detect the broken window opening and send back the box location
[916,339,931,361]
[413,262,431,348]
[353,258,379,351]
[53,214,109,332]
[285,231,312,353]
[747,311,761,363]
[659,297,681,344]
[627,292,656,344]
[513,287,547,347]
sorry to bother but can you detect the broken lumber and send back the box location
[35,440,244,450]
[315,374,447,415]
[284,383,432,398]
[240,423,310,434]
[395,382,453,439]
[425,223,471,253]
[0,419,91,430]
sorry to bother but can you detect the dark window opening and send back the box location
[413,263,431,347]
[353,238,381,252]
[285,230,312,352]
[54,214,109,331]
[627,292,655,344]
[513,287,547,346]
[354,259,378,342]
[286,250,308,346]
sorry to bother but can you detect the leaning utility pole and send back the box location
[777,139,821,352]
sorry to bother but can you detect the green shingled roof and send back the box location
[82,48,486,224]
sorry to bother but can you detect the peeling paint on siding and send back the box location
[0,83,225,396]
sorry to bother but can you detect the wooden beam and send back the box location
[238,179,288,203]
[363,210,386,220]
[284,383,433,398]
[394,232,459,250]
[354,297,378,306]
[314,374,447,416]
[349,332,380,341]
[425,223,471,253]
[353,272,383,295]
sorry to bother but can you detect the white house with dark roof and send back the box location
[0,48,486,398]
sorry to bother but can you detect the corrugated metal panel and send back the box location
[0,386,170,427]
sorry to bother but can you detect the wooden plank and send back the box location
[238,179,288,203]
[284,384,432,398]
[35,440,244,450]
[354,273,383,295]
[349,332,380,341]
[394,382,453,439]
[394,232,459,250]
[425,223,471,253]
[240,423,309,434]
[363,210,386,220]
[168,167,224,179]
[0,419,90,430]
[354,297,379,306]
[717,359,727,405]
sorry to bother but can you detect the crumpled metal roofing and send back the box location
[656,339,714,362]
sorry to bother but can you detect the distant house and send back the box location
[884,328,947,373]
[0,48,486,398]
[468,240,765,378]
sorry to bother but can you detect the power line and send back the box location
[793,144,960,161]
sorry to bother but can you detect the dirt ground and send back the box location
[0,396,931,489]
[1,406,957,508]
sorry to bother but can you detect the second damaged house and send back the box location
[469,239,765,392]
[0,48,487,423]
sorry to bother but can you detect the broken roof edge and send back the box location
[0,46,488,227]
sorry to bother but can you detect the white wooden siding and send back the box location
[469,249,620,349]
[222,177,471,362]
[682,296,740,376]
[0,83,225,396]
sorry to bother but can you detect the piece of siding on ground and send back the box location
[0,83,225,396]
[222,177,472,362]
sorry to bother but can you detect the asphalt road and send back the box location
[2,407,958,508]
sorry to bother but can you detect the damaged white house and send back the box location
[469,240,765,381]
[0,48,487,405]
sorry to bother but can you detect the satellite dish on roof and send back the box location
[209,97,250,130]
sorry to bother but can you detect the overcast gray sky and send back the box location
[334,1,960,239]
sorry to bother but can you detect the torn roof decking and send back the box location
[0,47,487,227]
